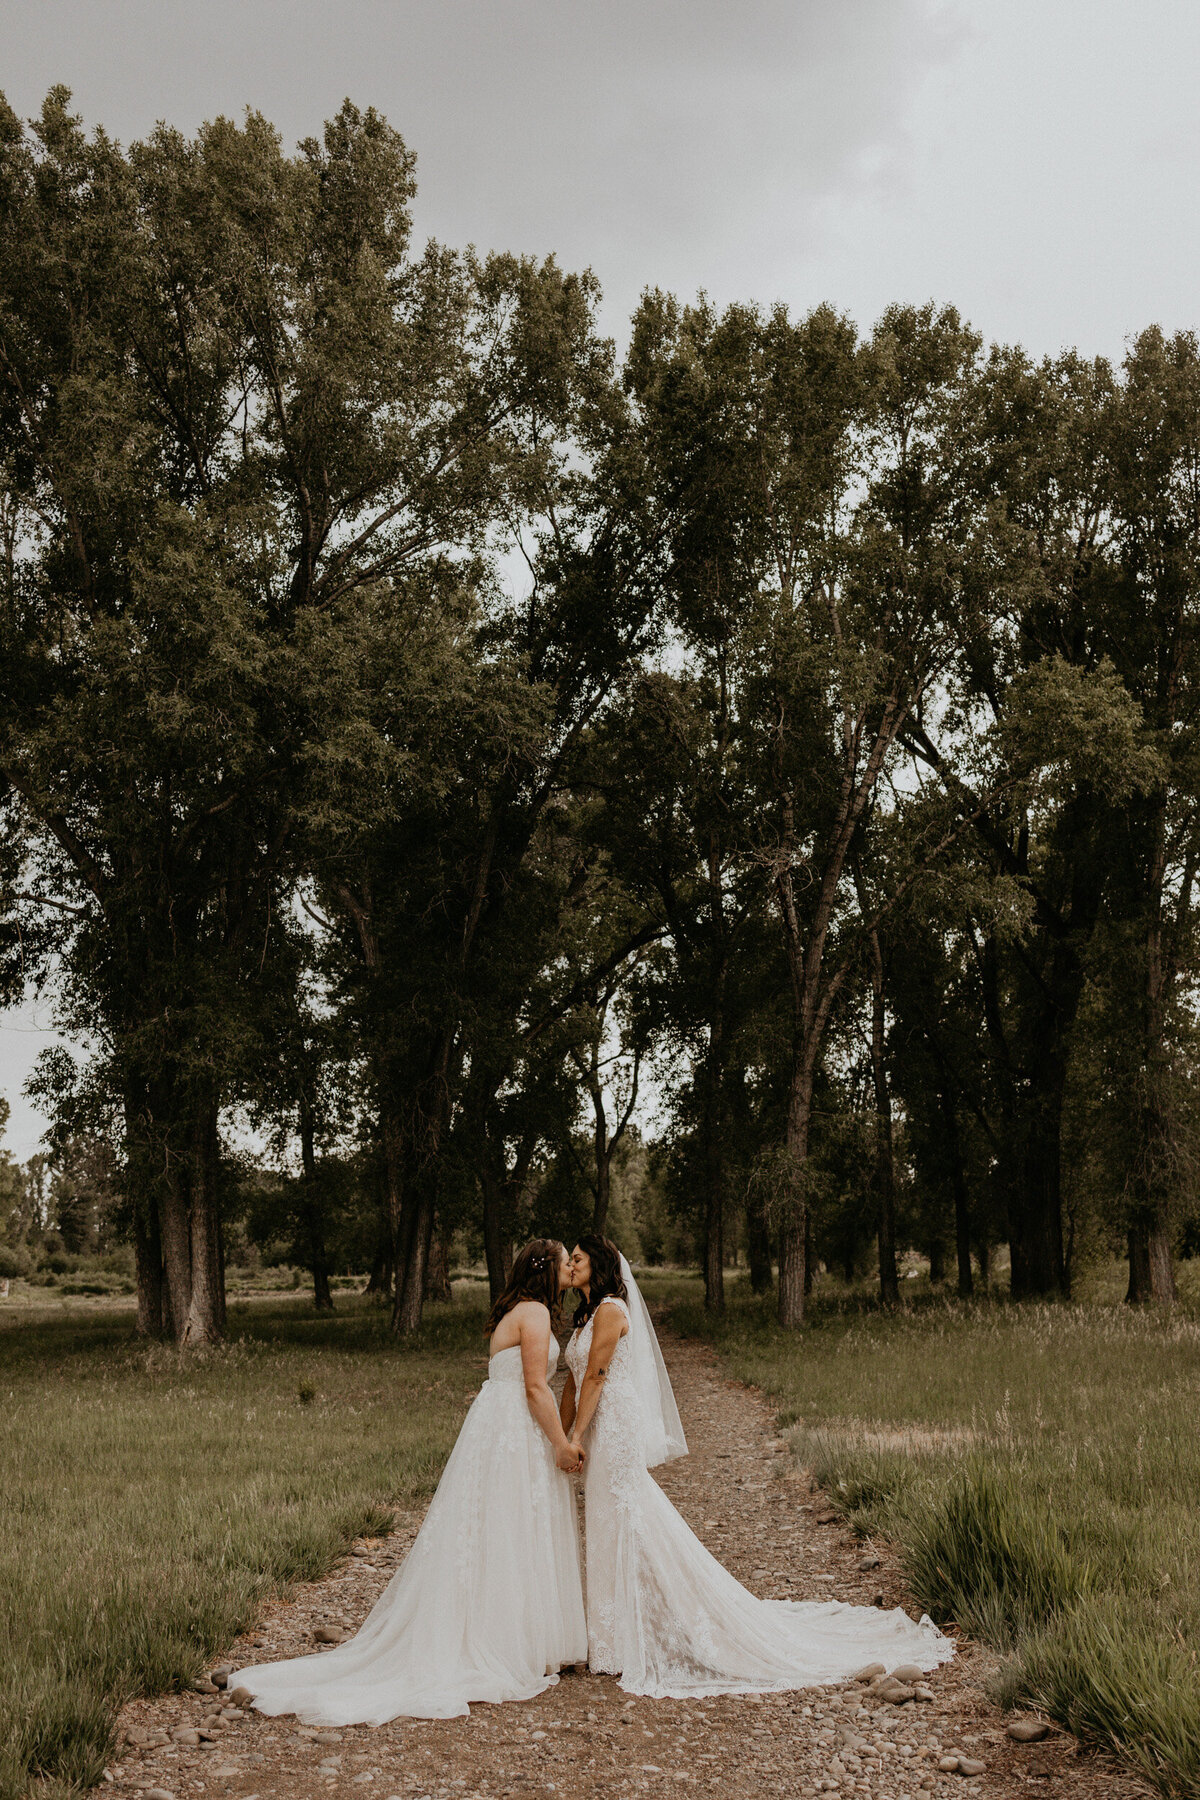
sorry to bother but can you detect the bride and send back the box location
[230,1238,586,1723]
[561,1234,954,1697]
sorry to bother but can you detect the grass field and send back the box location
[7,1263,1200,1800]
[0,1285,492,1800]
[663,1263,1200,1800]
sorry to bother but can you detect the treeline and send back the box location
[2,90,1199,1341]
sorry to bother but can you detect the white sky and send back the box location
[3,0,1200,1159]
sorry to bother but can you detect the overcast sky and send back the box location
[3,0,1200,1158]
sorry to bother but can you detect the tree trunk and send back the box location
[394,1169,435,1333]
[1126,1215,1178,1304]
[133,1198,165,1337]
[395,1195,433,1331]
[940,1088,974,1299]
[927,1238,946,1284]
[700,1023,726,1313]
[380,1114,410,1307]
[482,1164,509,1303]
[1149,1222,1178,1302]
[1009,1063,1068,1299]
[299,1095,334,1311]
[588,1060,613,1235]
[364,1241,393,1299]
[393,1026,458,1335]
[127,1082,166,1336]
[778,1225,806,1326]
[746,1199,773,1294]
[159,1101,225,1344]
[866,925,899,1308]
[778,1057,813,1328]
[424,1214,453,1302]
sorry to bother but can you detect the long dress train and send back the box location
[231,1338,586,1723]
[566,1296,954,1699]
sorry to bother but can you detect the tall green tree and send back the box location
[0,92,522,1339]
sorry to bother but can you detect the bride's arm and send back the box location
[560,1368,577,1436]
[569,1304,626,1448]
[520,1306,583,1471]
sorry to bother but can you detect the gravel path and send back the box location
[111,1332,1149,1800]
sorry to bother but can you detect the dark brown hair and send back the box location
[571,1234,628,1331]
[484,1238,566,1336]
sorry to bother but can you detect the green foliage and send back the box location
[903,1461,1095,1644]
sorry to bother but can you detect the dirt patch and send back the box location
[797,1422,981,1456]
[109,1334,1150,1800]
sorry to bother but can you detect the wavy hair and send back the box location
[484,1238,565,1337]
[570,1233,628,1331]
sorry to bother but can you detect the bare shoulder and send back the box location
[595,1296,629,1337]
[489,1297,550,1355]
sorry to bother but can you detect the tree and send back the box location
[0,92,525,1340]
[1103,329,1200,1301]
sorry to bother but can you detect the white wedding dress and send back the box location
[230,1336,586,1723]
[567,1291,954,1697]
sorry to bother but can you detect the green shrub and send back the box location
[0,1244,32,1280]
[1017,1593,1200,1795]
[902,1460,1094,1645]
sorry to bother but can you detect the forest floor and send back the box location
[108,1330,1150,1800]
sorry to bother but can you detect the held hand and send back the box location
[556,1441,584,1473]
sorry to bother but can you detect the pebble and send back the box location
[314,1626,345,1644]
[889,1664,924,1684]
[209,1664,234,1688]
[169,1729,199,1747]
[853,1664,886,1683]
[208,1767,241,1781]
[227,1687,254,1708]
[1007,1719,1050,1742]
[189,1679,218,1695]
[143,1790,176,1800]
[871,1678,915,1704]
[858,1555,881,1571]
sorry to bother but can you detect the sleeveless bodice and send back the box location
[567,1295,646,1484]
[486,1339,557,1384]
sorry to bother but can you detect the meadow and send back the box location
[0,1285,492,1800]
[665,1261,1200,1800]
[5,1263,1200,1800]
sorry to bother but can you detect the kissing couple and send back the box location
[233,1236,951,1723]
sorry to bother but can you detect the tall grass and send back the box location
[661,1270,1200,1799]
[0,1290,490,1800]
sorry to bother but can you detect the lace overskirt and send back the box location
[231,1345,586,1723]
[568,1298,954,1698]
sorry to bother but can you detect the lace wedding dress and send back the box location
[566,1294,954,1698]
[231,1337,586,1723]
